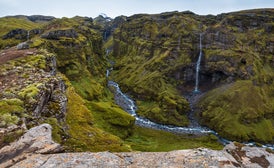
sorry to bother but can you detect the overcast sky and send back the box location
[0,0,273,18]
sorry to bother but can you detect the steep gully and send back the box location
[106,35,274,149]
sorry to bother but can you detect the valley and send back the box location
[0,9,274,155]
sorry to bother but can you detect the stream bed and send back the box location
[108,80,274,149]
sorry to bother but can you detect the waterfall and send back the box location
[194,34,202,93]
[27,30,30,41]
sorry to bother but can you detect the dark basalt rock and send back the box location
[29,28,43,35]
[41,29,78,40]
[2,29,27,40]
[2,28,42,40]
[27,15,55,22]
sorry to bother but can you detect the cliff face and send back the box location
[110,9,274,143]
[0,48,66,148]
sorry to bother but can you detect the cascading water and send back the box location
[27,30,30,41]
[194,33,202,93]
[108,80,214,135]
[106,50,274,149]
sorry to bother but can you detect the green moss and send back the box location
[125,126,223,152]
[137,100,189,126]
[198,80,274,143]
[0,98,24,127]
[87,101,135,139]
[18,84,40,99]
[63,86,131,152]
[71,76,104,101]
[44,118,62,143]
[111,53,190,126]
[1,129,24,146]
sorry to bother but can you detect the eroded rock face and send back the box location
[27,15,55,22]
[7,142,274,168]
[2,29,28,40]
[41,29,78,40]
[0,48,68,147]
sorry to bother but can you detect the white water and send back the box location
[27,30,30,41]
[194,34,202,93]
[108,81,215,135]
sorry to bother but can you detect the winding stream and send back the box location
[108,80,229,144]
[105,50,274,149]
[108,80,274,149]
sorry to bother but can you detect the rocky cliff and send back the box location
[0,47,66,148]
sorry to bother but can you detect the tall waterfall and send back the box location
[194,34,202,93]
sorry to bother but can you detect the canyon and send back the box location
[0,9,274,167]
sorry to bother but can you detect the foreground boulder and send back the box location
[0,124,62,167]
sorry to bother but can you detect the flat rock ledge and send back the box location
[1,124,274,168]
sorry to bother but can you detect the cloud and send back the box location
[0,0,273,18]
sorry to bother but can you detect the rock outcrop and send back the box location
[26,15,55,22]
[0,48,68,147]
[4,140,274,167]
[0,124,62,168]
[41,29,78,40]
[2,28,43,41]
[2,29,28,40]
[16,42,29,50]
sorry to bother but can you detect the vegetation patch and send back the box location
[125,126,223,152]
[63,86,131,152]
[198,80,274,143]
